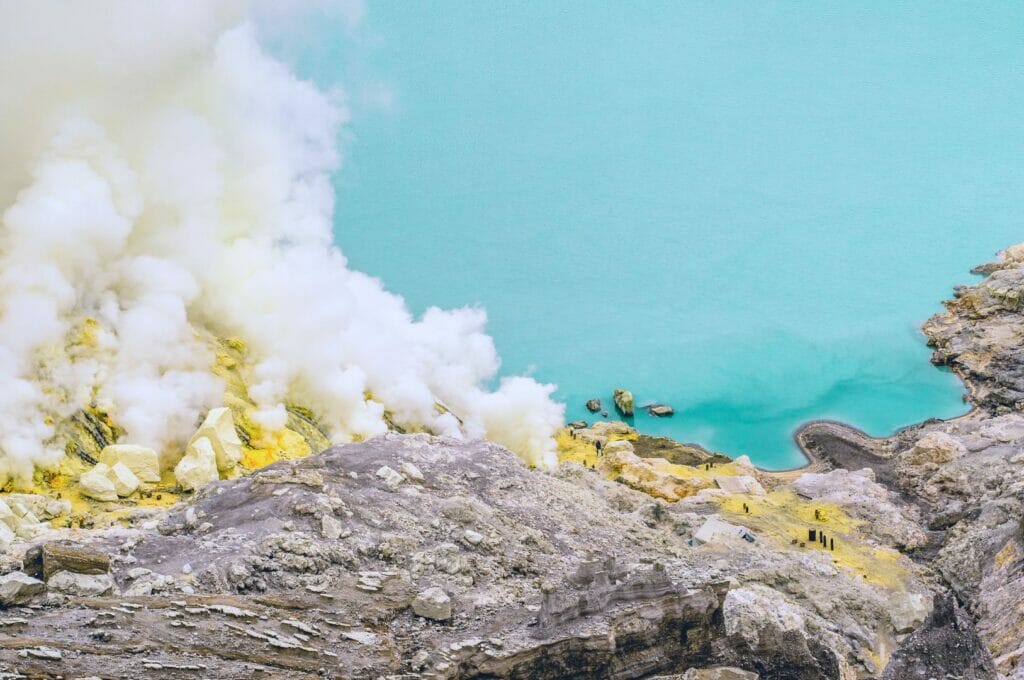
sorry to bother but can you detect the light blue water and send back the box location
[283,2,1024,469]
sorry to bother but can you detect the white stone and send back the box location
[0,521,15,549]
[0,499,15,528]
[174,437,220,491]
[79,464,118,502]
[399,462,424,482]
[341,630,378,645]
[889,591,931,633]
[106,462,140,497]
[47,571,117,597]
[411,586,452,621]
[0,572,43,605]
[321,515,345,540]
[375,465,406,490]
[13,511,45,539]
[99,444,161,483]
[188,407,243,473]
[463,530,484,546]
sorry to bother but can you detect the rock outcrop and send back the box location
[614,388,635,417]
[0,433,931,678]
[6,245,1024,678]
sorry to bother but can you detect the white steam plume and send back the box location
[0,1,564,487]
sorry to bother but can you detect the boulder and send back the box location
[47,570,117,597]
[585,398,601,413]
[567,420,587,429]
[399,462,424,483]
[904,432,966,467]
[78,464,118,502]
[107,462,139,497]
[41,542,110,580]
[411,586,452,621]
[648,404,675,417]
[174,436,220,491]
[375,465,406,491]
[321,515,344,540]
[613,389,634,417]
[889,591,931,634]
[98,444,160,483]
[723,585,807,647]
[189,407,243,473]
[0,571,44,605]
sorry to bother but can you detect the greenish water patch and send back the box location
[284,2,1024,469]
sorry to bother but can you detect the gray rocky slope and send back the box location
[3,246,1024,678]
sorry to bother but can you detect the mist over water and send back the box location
[300,2,1024,469]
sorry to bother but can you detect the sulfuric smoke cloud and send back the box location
[0,1,564,487]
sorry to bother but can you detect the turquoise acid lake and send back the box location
[283,2,1024,469]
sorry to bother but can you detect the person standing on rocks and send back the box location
[595,440,603,457]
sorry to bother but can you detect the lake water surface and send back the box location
[288,2,1024,468]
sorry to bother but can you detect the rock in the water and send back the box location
[189,407,243,473]
[108,462,140,497]
[567,420,587,429]
[78,464,118,502]
[99,444,161,483]
[585,398,601,413]
[613,389,634,417]
[0,571,44,605]
[47,570,117,597]
[174,437,220,491]
[648,404,675,417]
[411,586,452,621]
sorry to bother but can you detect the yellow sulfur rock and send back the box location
[189,407,243,473]
[98,445,160,483]
[107,462,139,498]
[174,437,219,491]
[78,464,117,502]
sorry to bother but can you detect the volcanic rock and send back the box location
[613,388,635,417]
[0,571,44,605]
[411,586,452,621]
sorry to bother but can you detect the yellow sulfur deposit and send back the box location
[716,489,910,589]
